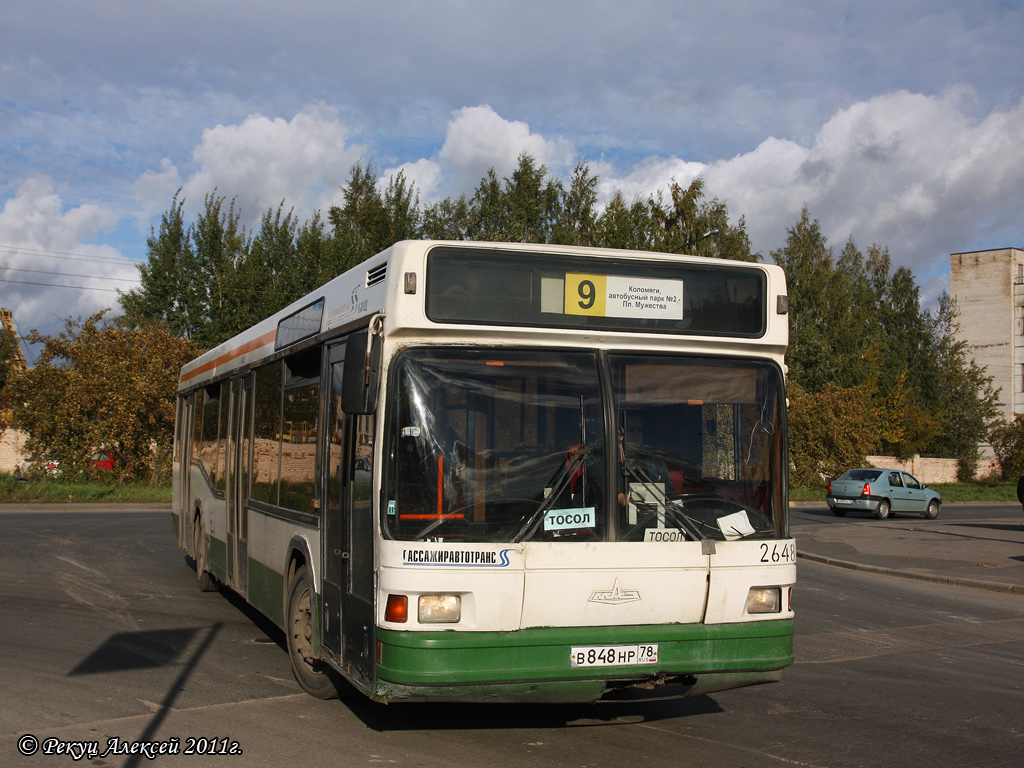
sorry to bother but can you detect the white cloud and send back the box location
[437,106,576,196]
[0,177,138,342]
[133,158,183,229]
[381,158,443,202]
[703,89,1024,267]
[175,104,367,223]
[594,156,708,205]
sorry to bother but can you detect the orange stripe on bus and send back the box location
[179,330,277,384]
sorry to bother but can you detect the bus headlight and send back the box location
[418,594,461,623]
[745,587,781,614]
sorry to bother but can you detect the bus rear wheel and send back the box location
[286,564,341,699]
[193,517,217,593]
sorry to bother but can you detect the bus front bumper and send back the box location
[372,619,794,704]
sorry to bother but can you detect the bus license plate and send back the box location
[570,644,658,668]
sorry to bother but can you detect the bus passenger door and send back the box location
[176,394,194,551]
[322,343,376,686]
[226,374,253,595]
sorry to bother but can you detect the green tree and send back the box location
[422,195,471,240]
[788,380,880,487]
[0,324,22,427]
[328,162,423,264]
[990,415,1024,481]
[120,191,254,348]
[552,162,600,246]
[648,178,755,261]
[826,238,878,388]
[120,192,202,340]
[594,192,652,250]
[771,208,835,392]
[6,312,198,484]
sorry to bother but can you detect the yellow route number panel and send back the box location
[563,273,684,319]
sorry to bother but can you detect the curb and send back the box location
[797,551,1024,595]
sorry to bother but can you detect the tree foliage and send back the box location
[788,381,880,488]
[5,313,198,484]
[771,210,999,477]
[120,154,755,348]
[990,415,1024,481]
[109,154,1004,486]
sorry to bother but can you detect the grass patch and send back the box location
[927,482,1017,502]
[0,473,171,504]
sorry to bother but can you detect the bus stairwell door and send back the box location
[322,343,375,685]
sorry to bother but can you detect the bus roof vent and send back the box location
[366,263,387,287]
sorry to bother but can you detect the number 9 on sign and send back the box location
[564,273,606,316]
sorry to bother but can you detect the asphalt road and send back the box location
[1,504,1022,768]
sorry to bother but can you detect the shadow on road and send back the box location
[339,687,725,732]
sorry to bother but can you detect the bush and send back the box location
[989,415,1024,481]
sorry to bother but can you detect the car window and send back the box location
[888,472,903,487]
[903,474,922,490]
[846,469,882,481]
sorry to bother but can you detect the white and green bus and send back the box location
[172,240,794,704]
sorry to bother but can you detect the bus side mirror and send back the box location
[342,330,382,414]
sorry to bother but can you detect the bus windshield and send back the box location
[384,349,785,543]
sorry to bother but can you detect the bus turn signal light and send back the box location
[385,594,408,623]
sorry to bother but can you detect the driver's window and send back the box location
[904,474,921,490]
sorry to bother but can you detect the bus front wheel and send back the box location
[286,565,341,699]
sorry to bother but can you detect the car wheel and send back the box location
[831,506,847,517]
[875,500,891,520]
[924,500,939,519]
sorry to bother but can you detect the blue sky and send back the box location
[2,0,1023,350]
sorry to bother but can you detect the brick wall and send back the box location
[0,429,28,473]
[865,455,999,484]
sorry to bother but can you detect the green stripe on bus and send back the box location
[247,557,285,628]
[376,620,793,686]
[208,535,227,582]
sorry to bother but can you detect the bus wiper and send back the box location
[623,465,705,543]
[414,510,467,541]
[511,445,590,543]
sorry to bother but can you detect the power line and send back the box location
[1,266,140,283]
[0,243,143,266]
[0,278,128,292]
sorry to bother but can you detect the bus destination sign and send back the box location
[562,273,683,320]
[426,247,767,338]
